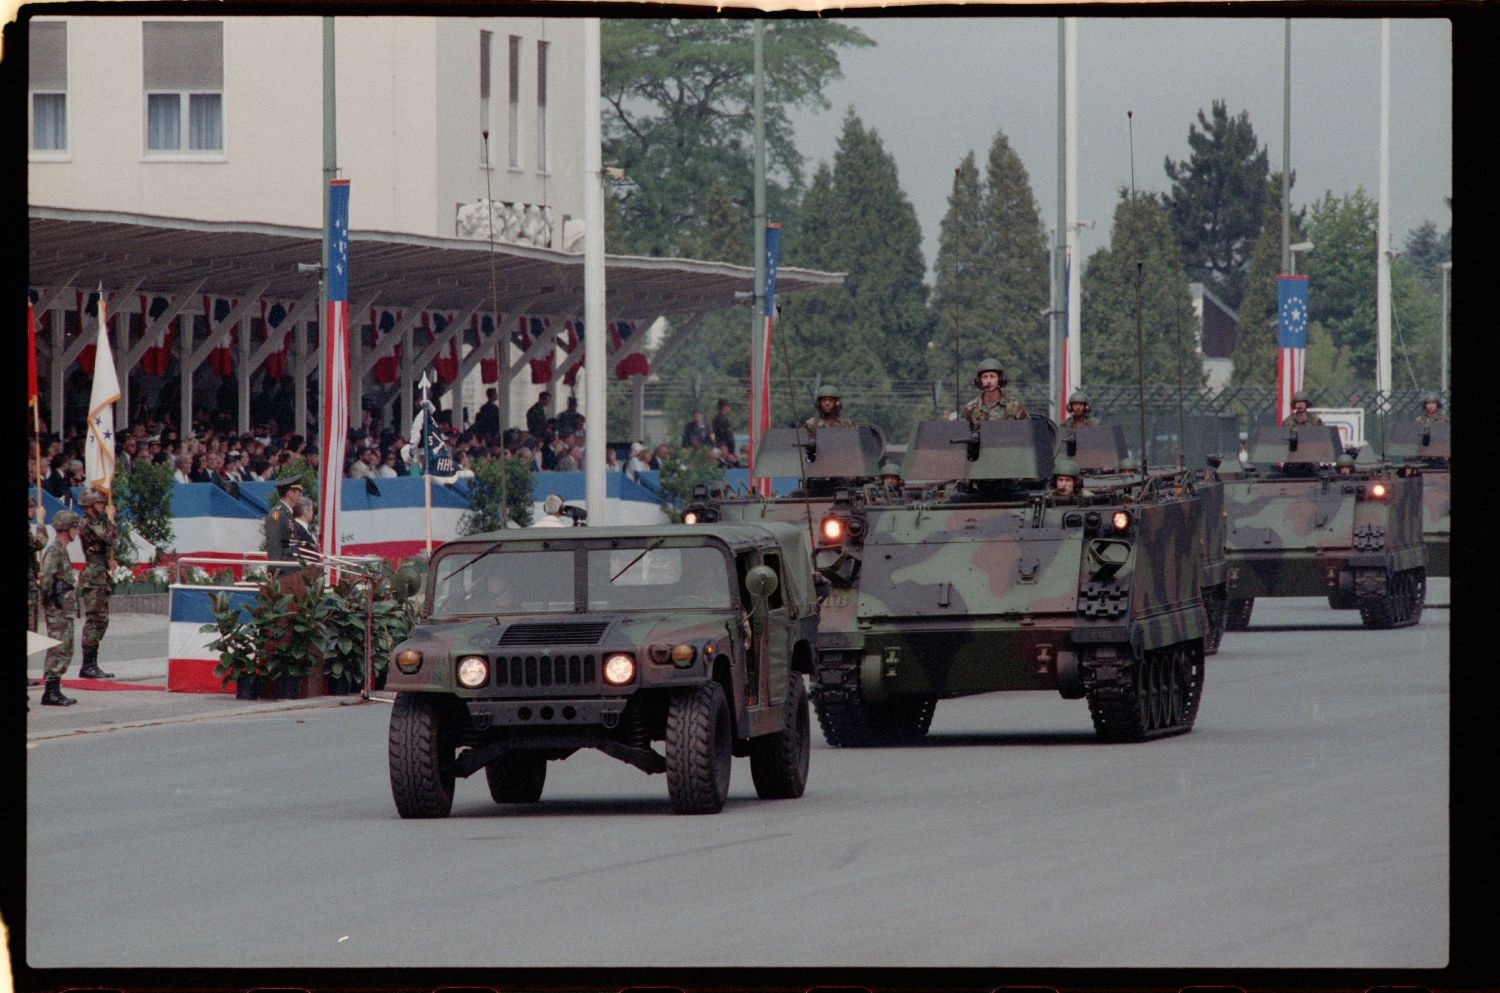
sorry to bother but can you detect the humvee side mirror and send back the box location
[745,564,779,600]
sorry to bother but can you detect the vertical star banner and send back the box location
[751,223,780,496]
[319,179,351,562]
[1276,274,1309,425]
[84,284,121,499]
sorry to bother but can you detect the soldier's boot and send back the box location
[41,677,76,707]
[78,647,114,680]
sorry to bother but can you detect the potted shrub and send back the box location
[203,591,261,699]
[321,573,416,693]
[257,573,328,699]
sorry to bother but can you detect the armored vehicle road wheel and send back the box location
[1327,589,1358,610]
[1204,585,1228,655]
[666,681,733,814]
[750,673,811,800]
[1225,597,1255,631]
[812,653,937,747]
[485,751,547,804]
[1358,567,1426,629]
[389,693,459,819]
[1085,642,1204,742]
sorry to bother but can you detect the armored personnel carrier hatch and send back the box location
[809,416,1212,745]
[1222,424,1426,629]
[1385,420,1450,577]
[385,522,819,816]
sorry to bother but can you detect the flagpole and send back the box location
[29,298,45,522]
[422,372,434,555]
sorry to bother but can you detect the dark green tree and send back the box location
[1163,101,1271,311]
[927,133,1050,395]
[1402,220,1452,281]
[601,18,872,257]
[1304,189,1378,384]
[1081,190,1199,385]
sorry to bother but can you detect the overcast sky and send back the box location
[785,15,1452,283]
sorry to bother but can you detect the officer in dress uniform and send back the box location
[264,479,304,577]
[39,510,81,706]
[960,358,1027,429]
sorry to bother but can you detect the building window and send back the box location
[30,20,67,152]
[143,20,223,154]
[507,34,521,168]
[479,30,492,164]
[536,40,549,173]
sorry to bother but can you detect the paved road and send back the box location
[24,590,1449,972]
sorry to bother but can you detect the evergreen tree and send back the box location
[1081,190,1199,385]
[601,19,872,257]
[1402,220,1452,282]
[927,133,1049,394]
[1163,101,1271,311]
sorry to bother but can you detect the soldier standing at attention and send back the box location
[39,510,81,706]
[1416,391,1448,425]
[804,383,855,434]
[264,479,304,577]
[1060,389,1099,431]
[29,494,48,634]
[1287,390,1323,427]
[961,358,1027,428]
[76,488,117,679]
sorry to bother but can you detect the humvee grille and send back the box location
[494,654,598,688]
[499,621,610,645]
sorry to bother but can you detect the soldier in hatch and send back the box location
[960,358,1027,429]
[1415,391,1447,425]
[1059,389,1099,431]
[1287,390,1323,427]
[1049,458,1083,501]
[804,383,855,434]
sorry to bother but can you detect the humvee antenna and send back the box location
[1128,110,1149,478]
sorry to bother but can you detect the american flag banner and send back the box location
[319,179,351,563]
[84,285,121,499]
[28,296,38,407]
[750,223,781,497]
[1276,274,1309,425]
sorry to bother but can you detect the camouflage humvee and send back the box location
[1384,421,1449,577]
[807,417,1212,744]
[385,522,819,817]
[1222,425,1426,629]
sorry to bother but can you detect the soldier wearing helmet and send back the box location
[1335,453,1357,475]
[38,510,82,705]
[961,358,1027,429]
[1051,458,1082,498]
[804,382,855,434]
[1416,391,1447,425]
[874,458,905,501]
[1287,390,1323,426]
[29,493,48,634]
[1060,389,1099,431]
[76,487,117,679]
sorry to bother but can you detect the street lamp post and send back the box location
[1290,240,1314,276]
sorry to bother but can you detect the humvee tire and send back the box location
[750,673,811,800]
[485,752,547,804]
[666,681,732,814]
[389,693,457,819]
[1225,596,1255,631]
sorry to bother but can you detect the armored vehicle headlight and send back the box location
[670,643,697,667]
[602,653,637,685]
[456,656,489,688]
[395,648,423,674]
[683,510,700,525]
[1111,510,1132,532]
[1370,482,1388,499]
[820,516,845,543]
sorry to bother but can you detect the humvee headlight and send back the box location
[1111,511,1132,532]
[670,643,697,667]
[821,516,845,543]
[456,656,489,688]
[602,653,637,685]
[1370,482,1388,499]
[395,648,423,674]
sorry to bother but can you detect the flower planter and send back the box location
[272,673,325,700]
[233,675,260,700]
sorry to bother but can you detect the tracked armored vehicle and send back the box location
[807,417,1211,744]
[1384,421,1449,577]
[385,522,819,817]
[1222,425,1425,630]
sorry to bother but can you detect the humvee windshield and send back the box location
[429,545,733,615]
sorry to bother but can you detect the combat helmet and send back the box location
[1335,453,1356,469]
[1422,390,1442,406]
[52,510,81,529]
[1053,457,1081,479]
[878,458,902,478]
[814,382,841,401]
[1068,389,1091,409]
[1118,457,1139,472]
[973,358,1008,389]
[1292,389,1311,404]
[77,489,105,507]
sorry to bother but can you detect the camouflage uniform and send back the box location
[803,413,856,433]
[1060,414,1100,431]
[29,519,47,633]
[961,391,1027,429]
[1415,410,1448,426]
[1286,411,1324,427]
[39,534,76,678]
[78,510,117,654]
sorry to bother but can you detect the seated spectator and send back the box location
[173,456,193,484]
[374,450,399,478]
[626,442,650,480]
[604,447,621,472]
